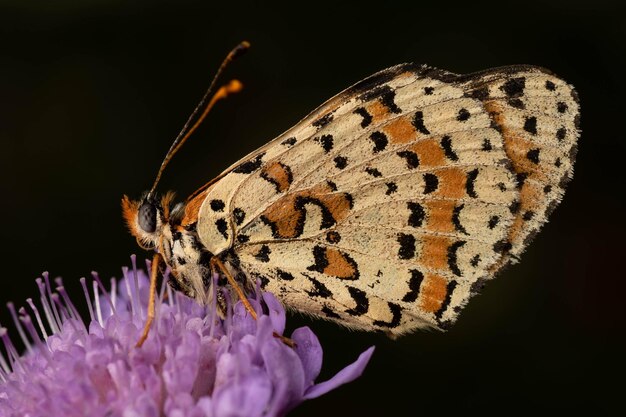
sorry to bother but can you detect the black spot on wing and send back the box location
[488,215,500,229]
[440,135,458,161]
[354,107,373,128]
[500,77,526,97]
[276,269,294,281]
[526,149,540,164]
[314,134,334,153]
[233,152,265,174]
[397,233,416,259]
[385,182,398,195]
[466,169,479,198]
[322,305,340,319]
[345,286,369,316]
[402,269,424,302]
[466,86,489,100]
[373,302,402,328]
[456,108,471,121]
[397,150,420,169]
[557,102,568,113]
[305,274,332,298]
[378,86,402,113]
[407,202,425,228]
[424,86,434,95]
[482,138,493,151]
[508,98,525,109]
[447,241,466,277]
[523,116,538,135]
[326,231,341,243]
[545,80,556,91]
[365,167,382,177]
[210,199,225,212]
[493,239,512,254]
[307,245,328,273]
[412,111,430,135]
[452,204,469,235]
[254,245,271,263]
[281,137,297,146]
[369,131,388,153]
[359,85,401,114]
[556,127,567,141]
[423,173,439,194]
[233,208,246,226]
[434,280,458,321]
[215,218,228,239]
[312,112,334,128]
[334,156,348,169]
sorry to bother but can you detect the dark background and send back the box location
[0,1,624,415]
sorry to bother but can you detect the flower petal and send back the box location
[261,338,306,414]
[261,292,286,335]
[291,327,323,386]
[212,369,272,417]
[303,346,375,399]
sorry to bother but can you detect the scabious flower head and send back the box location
[0,256,374,417]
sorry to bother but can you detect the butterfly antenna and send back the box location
[148,41,250,197]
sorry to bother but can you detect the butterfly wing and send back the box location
[193,64,579,334]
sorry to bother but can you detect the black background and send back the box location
[0,1,624,415]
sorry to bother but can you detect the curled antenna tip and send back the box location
[227,79,244,93]
[234,41,251,56]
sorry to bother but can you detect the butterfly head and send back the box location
[122,192,176,251]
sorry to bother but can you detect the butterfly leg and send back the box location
[210,256,257,320]
[210,256,296,347]
[136,252,161,348]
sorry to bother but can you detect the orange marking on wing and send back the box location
[485,101,549,182]
[324,248,358,279]
[435,168,467,199]
[424,200,456,233]
[419,273,449,313]
[261,162,293,192]
[260,183,352,239]
[367,101,390,123]
[419,235,451,272]
[398,70,415,80]
[181,189,209,227]
[383,117,416,144]
[410,139,446,167]
[508,181,544,243]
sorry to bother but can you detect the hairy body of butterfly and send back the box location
[123,63,579,336]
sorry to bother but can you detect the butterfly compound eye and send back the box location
[138,200,157,233]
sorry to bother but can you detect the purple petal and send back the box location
[303,346,375,399]
[212,370,272,417]
[291,327,323,386]
[262,292,286,335]
[261,338,306,414]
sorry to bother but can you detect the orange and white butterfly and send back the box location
[122,42,579,343]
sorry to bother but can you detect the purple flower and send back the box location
[0,256,374,417]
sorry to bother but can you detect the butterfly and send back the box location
[122,42,579,344]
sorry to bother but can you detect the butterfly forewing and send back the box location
[194,63,579,334]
